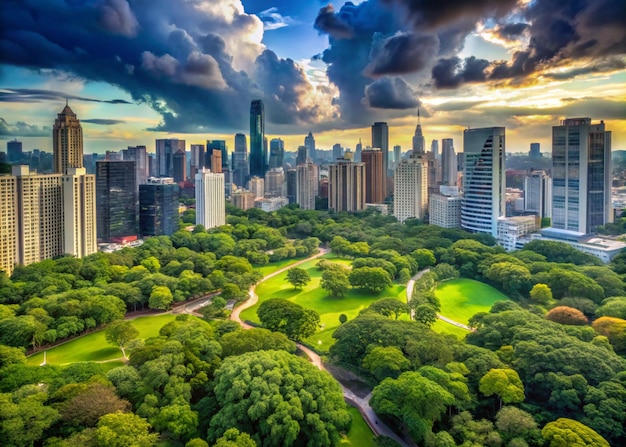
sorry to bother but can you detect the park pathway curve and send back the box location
[231,249,410,447]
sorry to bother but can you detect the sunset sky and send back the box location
[1,0,625,156]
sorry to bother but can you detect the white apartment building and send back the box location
[496,216,537,251]
[195,169,225,229]
[394,157,428,223]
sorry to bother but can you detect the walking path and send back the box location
[231,249,409,447]
[406,269,471,331]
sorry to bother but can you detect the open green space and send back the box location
[431,319,470,338]
[241,256,406,353]
[341,406,376,447]
[27,314,183,366]
[436,278,509,325]
[254,257,305,277]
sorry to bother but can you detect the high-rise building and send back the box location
[7,140,22,163]
[296,146,308,166]
[361,149,384,204]
[393,145,401,169]
[190,144,205,178]
[286,169,297,204]
[305,132,316,162]
[355,139,363,163]
[551,118,611,233]
[329,159,366,213]
[63,167,97,258]
[209,149,223,174]
[172,150,186,182]
[426,151,440,193]
[249,100,266,177]
[372,122,389,177]
[233,133,249,188]
[461,127,506,237]
[96,160,137,242]
[232,190,256,210]
[207,140,228,172]
[139,177,180,237]
[431,140,439,160]
[248,176,265,198]
[265,168,285,197]
[123,146,149,186]
[429,190,462,229]
[529,142,541,158]
[441,138,457,186]
[332,143,343,161]
[156,139,185,177]
[53,103,83,174]
[394,156,428,223]
[0,174,17,275]
[195,169,225,229]
[411,110,424,156]
[296,163,318,210]
[269,138,284,169]
[524,170,552,219]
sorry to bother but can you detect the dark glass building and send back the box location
[139,178,179,236]
[96,160,137,242]
[249,100,266,177]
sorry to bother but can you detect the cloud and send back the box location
[82,119,126,125]
[0,118,51,137]
[363,77,419,109]
[365,32,439,76]
[0,0,333,134]
[258,7,298,31]
[0,88,132,104]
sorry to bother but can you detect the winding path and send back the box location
[231,249,409,447]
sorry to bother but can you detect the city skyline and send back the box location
[1,0,624,154]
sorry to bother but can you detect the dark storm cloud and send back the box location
[543,58,626,81]
[365,32,439,76]
[495,22,529,40]
[314,5,354,39]
[82,119,126,125]
[432,56,490,89]
[0,0,327,134]
[0,118,51,137]
[0,88,132,104]
[364,76,419,109]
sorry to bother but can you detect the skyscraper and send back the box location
[139,177,180,237]
[371,122,389,177]
[296,146,308,166]
[248,176,265,198]
[63,167,97,258]
[529,142,541,158]
[53,103,83,174]
[233,133,249,187]
[209,149,223,174]
[441,138,457,186]
[461,127,506,237]
[123,146,149,186]
[332,143,343,161]
[551,118,611,233]
[431,140,439,160]
[329,159,366,212]
[195,169,225,229]
[411,110,424,156]
[156,139,185,178]
[524,170,552,219]
[393,145,401,169]
[286,169,297,204]
[249,100,266,177]
[265,168,285,197]
[355,139,363,163]
[207,140,227,171]
[361,149,384,204]
[296,163,318,210]
[96,160,137,242]
[394,156,428,223]
[269,138,284,169]
[7,140,22,163]
[305,132,316,162]
[0,174,17,275]
[172,150,187,182]
[190,144,205,178]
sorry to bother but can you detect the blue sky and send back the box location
[1,0,624,155]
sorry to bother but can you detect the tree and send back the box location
[485,262,532,296]
[95,411,158,447]
[367,298,410,320]
[414,304,438,327]
[220,328,296,357]
[208,350,350,446]
[105,320,139,359]
[60,382,131,428]
[148,286,173,310]
[530,283,553,304]
[596,297,626,319]
[479,368,525,409]
[214,428,257,447]
[541,418,609,447]
[0,390,59,447]
[370,371,454,443]
[546,306,589,326]
[592,317,626,354]
[257,298,320,341]
[495,406,540,444]
[362,346,410,380]
[285,267,311,290]
[321,269,350,297]
[349,266,392,293]
[411,249,436,269]
[339,314,348,324]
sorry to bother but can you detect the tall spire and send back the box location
[417,107,421,125]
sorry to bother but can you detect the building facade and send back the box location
[96,161,137,242]
[269,139,284,169]
[53,104,83,174]
[232,190,256,210]
[123,146,149,187]
[329,159,366,213]
[139,177,179,237]
[524,170,552,219]
[7,140,22,163]
[156,139,185,178]
[296,163,318,210]
[361,149,384,204]
[304,132,316,162]
[461,127,506,237]
[63,167,97,258]
[551,118,611,233]
[172,150,186,182]
[372,122,389,178]
[248,176,265,198]
[496,216,537,251]
[441,138,457,186]
[394,157,428,223]
[249,100,266,177]
[429,193,462,229]
[265,168,285,197]
[195,169,225,229]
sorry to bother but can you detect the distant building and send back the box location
[529,142,541,158]
[372,121,390,178]
[332,143,343,161]
[461,127,506,237]
[123,146,149,186]
[524,170,552,218]
[355,139,362,163]
[296,163,318,210]
[156,139,185,178]
[305,132,316,162]
[96,160,137,242]
[248,176,265,198]
[255,196,289,212]
[365,203,389,215]
[7,140,22,163]
[361,149,384,204]
[172,150,186,182]
[207,141,226,172]
[286,169,297,204]
[53,103,84,174]
[195,169,225,229]
[296,145,308,166]
[329,159,365,213]
[232,133,249,188]
[208,149,223,174]
[431,139,439,160]
[393,145,401,169]
[63,167,97,258]
[394,156,428,223]
[441,138,457,186]
[497,216,537,251]
[269,139,284,169]
[265,168,285,197]
[139,177,179,237]
[249,100,266,177]
[190,144,205,178]
[232,190,256,210]
[411,110,424,156]
[429,191,462,229]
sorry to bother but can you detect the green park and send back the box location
[435,278,509,325]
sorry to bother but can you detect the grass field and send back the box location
[436,278,509,325]
[341,406,376,446]
[27,314,183,366]
[253,257,305,277]
[431,319,470,338]
[240,256,407,353]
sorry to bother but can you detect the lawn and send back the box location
[431,319,470,338]
[253,257,305,277]
[341,406,376,447]
[27,314,183,366]
[240,256,407,353]
[436,278,509,325]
